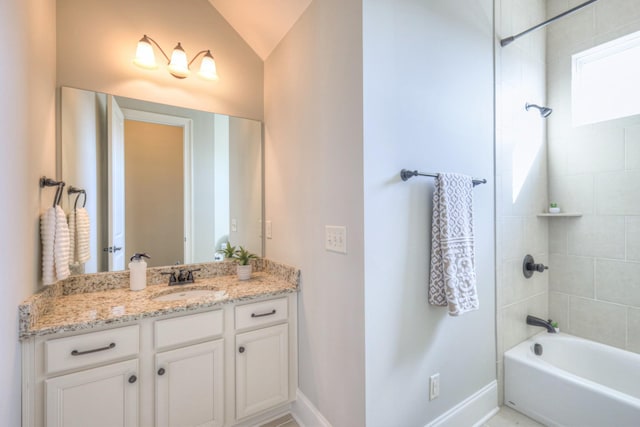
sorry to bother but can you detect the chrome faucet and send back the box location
[526,315,557,333]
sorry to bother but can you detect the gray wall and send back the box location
[364,0,496,425]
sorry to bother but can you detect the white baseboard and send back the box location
[291,389,332,427]
[426,380,498,427]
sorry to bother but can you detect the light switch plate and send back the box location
[231,218,237,232]
[266,221,272,239]
[325,225,347,253]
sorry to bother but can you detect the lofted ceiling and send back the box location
[207,0,312,60]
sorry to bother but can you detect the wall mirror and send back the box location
[61,86,263,273]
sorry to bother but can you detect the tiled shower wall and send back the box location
[547,0,640,353]
[495,0,549,401]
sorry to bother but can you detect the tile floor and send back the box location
[260,405,542,427]
[484,406,544,426]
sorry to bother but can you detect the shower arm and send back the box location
[500,0,599,47]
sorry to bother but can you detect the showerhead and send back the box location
[526,103,553,118]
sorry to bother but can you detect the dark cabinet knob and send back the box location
[158,368,166,376]
[239,346,245,354]
[128,375,137,384]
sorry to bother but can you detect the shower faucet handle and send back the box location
[523,254,548,278]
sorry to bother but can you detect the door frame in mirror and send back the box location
[120,108,194,264]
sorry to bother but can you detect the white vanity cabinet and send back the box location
[37,325,140,427]
[234,298,290,420]
[154,310,225,427]
[22,294,297,427]
[45,359,139,427]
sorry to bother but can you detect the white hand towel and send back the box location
[67,210,76,264]
[54,205,71,281]
[428,173,479,316]
[75,207,91,263]
[40,207,56,285]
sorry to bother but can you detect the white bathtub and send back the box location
[504,332,640,427]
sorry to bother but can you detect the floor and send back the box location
[260,414,299,427]
[261,406,543,427]
[484,406,544,427]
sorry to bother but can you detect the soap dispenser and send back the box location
[129,253,150,291]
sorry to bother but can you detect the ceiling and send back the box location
[207,0,313,60]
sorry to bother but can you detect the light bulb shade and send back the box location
[198,51,219,81]
[133,35,158,69]
[168,42,190,78]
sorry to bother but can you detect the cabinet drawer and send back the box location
[45,325,139,375]
[155,310,223,349]
[235,298,288,331]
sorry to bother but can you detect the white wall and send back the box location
[363,0,496,425]
[264,0,366,425]
[495,0,549,402]
[0,0,57,423]
[547,0,640,352]
[57,0,264,120]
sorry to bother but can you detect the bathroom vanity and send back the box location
[19,260,299,427]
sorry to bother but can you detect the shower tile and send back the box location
[548,174,595,215]
[549,254,595,298]
[566,126,625,175]
[549,292,570,331]
[523,216,548,255]
[596,170,640,215]
[627,308,640,354]
[626,216,640,261]
[501,217,525,261]
[548,219,568,254]
[596,259,640,308]
[567,215,625,259]
[568,296,626,348]
[502,293,548,352]
[625,124,640,170]
[502,255,547,306]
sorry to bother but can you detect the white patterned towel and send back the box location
[428,173,479,316]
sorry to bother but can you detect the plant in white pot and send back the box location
[234,246,257,280]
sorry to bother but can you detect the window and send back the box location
[572,30,640,126]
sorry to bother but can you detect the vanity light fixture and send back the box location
[133,34,219,81]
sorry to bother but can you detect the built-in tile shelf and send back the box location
[536,213,582,217]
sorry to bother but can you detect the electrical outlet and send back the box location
[429,373,440,401]
[325,225,347,253]
[266,220,272,239]
[231,218,238,232]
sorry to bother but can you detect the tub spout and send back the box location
[526,315,557,333]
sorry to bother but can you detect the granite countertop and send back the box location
[19,259,299,340]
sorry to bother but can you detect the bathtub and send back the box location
[504,332,640,427]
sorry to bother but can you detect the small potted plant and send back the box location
[216,242,236,260]
[234,246,257,280]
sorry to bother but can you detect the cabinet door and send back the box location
[236,323,289,419]
[155,340,224,427]
[45,359,138,427]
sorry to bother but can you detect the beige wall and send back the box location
[124,121,184,267]
[0,0,57,423]
[264,0,366,425]
[57,0,264,120]
[547,0,640,352]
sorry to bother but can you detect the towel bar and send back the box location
[400,169,487,187]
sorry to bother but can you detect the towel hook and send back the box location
[68,186,87,209]
[40,176,66,207]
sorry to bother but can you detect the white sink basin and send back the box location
[152,289,226,302]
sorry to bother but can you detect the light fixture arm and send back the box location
[143,35,171,63]
[188,50,211,68]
